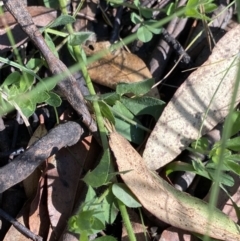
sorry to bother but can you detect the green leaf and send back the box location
[67,41,76,61]
[107,0,124,4]
[26,58,43,70]
[186,0,199,8]
[44,32,59,58]
[165,2,177,16]
[226,111,240,138]
[210,147,232,164]
[185,8,201,18]
[112,183,141,208]
[112,101,144,144]
[68,32,95,46]
[35,78,57,92]
[100,92,121,105]
[225,137,240,151]
[31,91,50,104]
[165,161,196,176]
[82,149,110,188]
[45,92,61,107]
[133,0,140,7]
[85,93,121,105]
[121,96,164,120]
[166,161,233,187]
[144,20,162,34]
[207,168,234,187]
[69,209,104,234]
[85,185,97,204]
[8,85,19,97]
[18,98,36,118]
[98,101,115,124]
[116,78,155,96]
[140,8,152,18]
[102,189,119,224]
[42,0,59,8]
[192,159,234,186]
[1,72,21,88]
[94,236,117,241]
[137,26,153,42]
[224,159,240,176]
[191,137,210,155]
[130,12,143,24]
[203,3,217,13]
[19,73,34,92]
[91,211,106,232]
[47,14,75,28]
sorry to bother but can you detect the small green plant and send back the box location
[184,0,217,20]
[68,184,141,241]
[0,65,61,118]
[85,79,164,144]
[166,110,240,189]
[130,0,162,42]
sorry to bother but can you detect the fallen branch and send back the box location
[0,121,83,193]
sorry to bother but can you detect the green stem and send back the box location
[53,107,59,124]
[117,199,136,241]
[58,0,108,149]
[97,186,110,203]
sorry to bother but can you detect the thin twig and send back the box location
[0,208,43,241]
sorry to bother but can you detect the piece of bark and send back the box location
[0,121,83,193]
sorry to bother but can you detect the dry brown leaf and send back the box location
[46,137,91,241]
[72,0,97,32]
[158,173,240,241]
[84,41,159,98]
[28,174,50,240]
[143,24,240,170]
[0,6,57,52]
[109,131,240,241]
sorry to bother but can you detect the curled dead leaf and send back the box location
[84,41,159,98]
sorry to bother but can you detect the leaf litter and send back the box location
[0,1,240,241]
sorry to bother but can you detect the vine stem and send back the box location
[117,199,137,241]
[58,0,108,149]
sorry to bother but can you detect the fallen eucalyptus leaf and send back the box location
[143,24,240,170]
[109,131,240,241]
